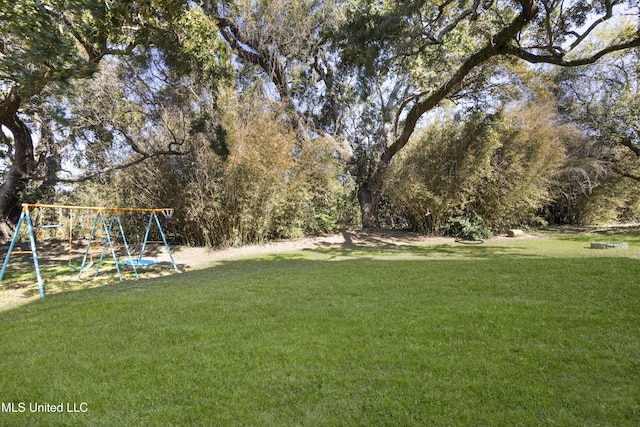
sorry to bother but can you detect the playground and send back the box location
[0,228,448,308]
[0,204,179,302]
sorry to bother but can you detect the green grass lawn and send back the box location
[0,234,639,426]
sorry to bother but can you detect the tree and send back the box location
[385,111,502,233]
[200,0,640,228]
[0,0,228,240]
[201,0,344,140]
[555,45,640,180]
[544,40,640,224]
[51,57,218,182]
[337,0,640,227]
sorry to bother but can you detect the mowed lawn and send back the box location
[0,234,639,426]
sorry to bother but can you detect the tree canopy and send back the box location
[0,0,229,238]
[1,0,639,243]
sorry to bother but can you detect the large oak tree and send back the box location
[205,0,640,227]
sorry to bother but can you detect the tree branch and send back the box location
[41,4,101,61]
[503,37,640,66]
[617,137,640,157]
[54,149,188,184]
[215,15,311,143]
[435,0,481,42]
[383,0,539,167]
[610,165,640,182]
[216,17,265,68]
[568,1,613,51]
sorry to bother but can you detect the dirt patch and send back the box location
[168,229,453,268]
[169,228,538,268]
[544,224,640,235]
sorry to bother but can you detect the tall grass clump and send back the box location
[107,89,357,247]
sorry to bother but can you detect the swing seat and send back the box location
[69,261,94,272]
[118,258,158,268]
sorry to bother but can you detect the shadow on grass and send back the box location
[11,248,640,316]
[304,241,538,261]
[0,250,181,304]
[543,226,640,245]
[3,227,640,309]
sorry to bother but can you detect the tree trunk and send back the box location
[356,155,389,228]
[0,113,35,243]
[358,185,381,228]
[31,116,62,203]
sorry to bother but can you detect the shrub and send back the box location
[444,212,492,241]
[111,88,357,247]
[385,100,571,233]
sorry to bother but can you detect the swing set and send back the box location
[0,204,179,299]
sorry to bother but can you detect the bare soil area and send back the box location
[169,229,447,268]
[169,228,539,268]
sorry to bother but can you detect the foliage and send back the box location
[111,87,355,247]
[0,1,226,95]
[472,100,573,229]
[386,100,571,233]
[444,212,492,241]
[564,175,640,226]
[384,110,498,233]
[2,0,640,238]
[555,47,640,175]
[0,0,230,241]
[545,47,640,225]
[203,0,346,141]
[333,0,640,227]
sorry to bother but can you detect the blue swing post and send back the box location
[154,211,178,271]
[0,206,46,298]
[1,204,179,298]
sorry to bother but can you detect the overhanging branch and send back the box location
[383,0,539,166]
[503,37,640,66]
[54,149,189,184]
[610,165,640,182]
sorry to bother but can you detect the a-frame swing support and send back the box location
[0,204,178,298]
[0,206,45,298]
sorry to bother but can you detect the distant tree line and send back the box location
[1,1,639,245]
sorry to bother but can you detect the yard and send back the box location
[0,230,639,426]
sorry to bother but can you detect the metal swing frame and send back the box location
[113,211,177,270]
[0,206,45,298]
[0,204,178,298]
